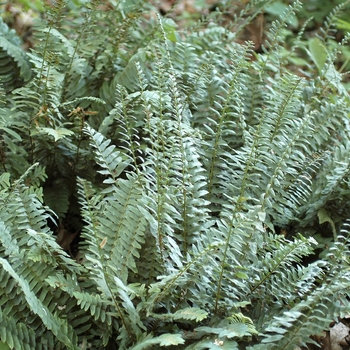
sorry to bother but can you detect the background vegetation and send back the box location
[1,0,350,349]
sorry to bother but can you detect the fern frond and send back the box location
[254,270,350,349]
[0,257,79,350]
[99,178,148,281]
[82,127,153,282]
[247,234,318,306]
[249,233,350,349]
[320,0,350,41]
[0,310,36,350]
[0,165,51,240]
[131,333,185,350]
[70,290,113,326]
[77,177,145,344]
[203,42,253,213]
[104,84,144,177]
[0,17,32,90]
[84,125,131,186]
[258,1,302,72]
[148,241,223,311]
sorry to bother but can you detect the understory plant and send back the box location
[1,0,350,349]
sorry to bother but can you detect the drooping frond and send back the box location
[0,166,85,349]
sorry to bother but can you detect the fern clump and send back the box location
[1,0,350,349]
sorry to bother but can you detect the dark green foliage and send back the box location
[0,17,32,91]
[1,0,350,349]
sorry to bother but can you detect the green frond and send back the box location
[253,268,350,349]
[258,1,302,71]
[0,219,18,257]
[247,234,318,307]
[73,291,113,325]
[0,166,51,240]
[77,176,146,343]
[114,48,149,93]
[85,125,131,185]
[0,257,79,350]
[132,333,185,350]
[248,233,350,349]
[320,0,350,40]
[0,17,32,90]
[148,241,223,311]
[202,42,254,213]
[0,166,87,349]
[102,84,144,176]
[99,178,148,281]
[0,311,36,350]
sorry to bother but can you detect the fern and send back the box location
[0,17,32,90]
[0,167,84,349]
[1,0,350,349]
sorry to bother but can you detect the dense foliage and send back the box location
[1,0,350,349]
